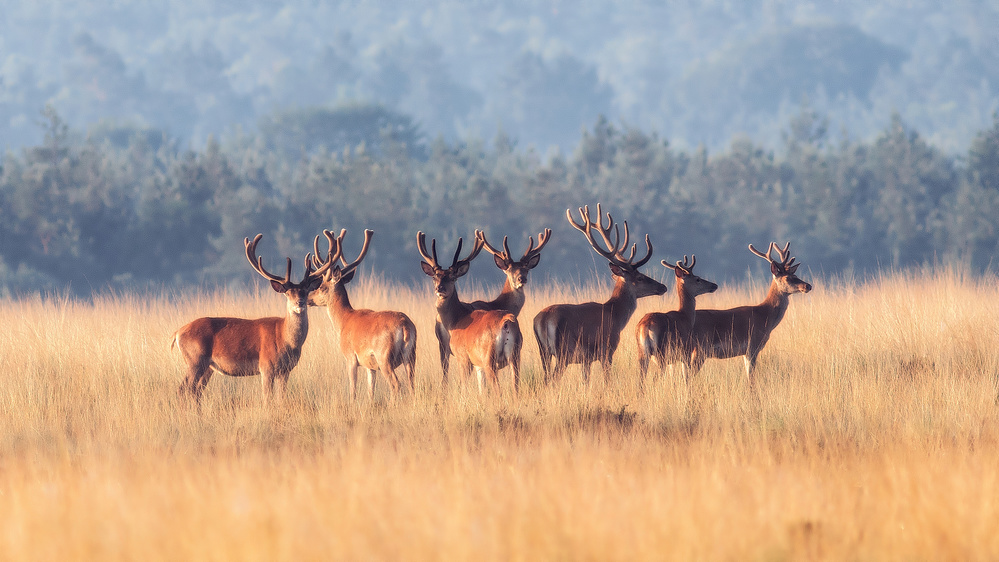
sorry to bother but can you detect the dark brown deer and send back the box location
[688,242,812,385]
[533,204,667,384]
[309,228,417,401]
[173,234,331,405]
[635,255,718,386]
[418,232,522,396]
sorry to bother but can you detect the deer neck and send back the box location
[491,280,525,314]
[604,279,639,331]
[283,299,311,349]
[436,290,473,330]
[676,284,698,326]
[325,283,355,330]
[760,280,791,324]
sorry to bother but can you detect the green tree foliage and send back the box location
[2,107,999,295]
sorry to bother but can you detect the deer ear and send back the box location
[675,266,686,279]
[306,276,323,292]
[341,269,357,284]
[770,262,781,277]
[494,254,509,270]
[608,263,626,277]
[454,262,470,278]
[270,280,288,293]
[787,263,800,275]
[421,261,436,276]
[524,253,541,269]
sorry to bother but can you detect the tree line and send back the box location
[1,107,998,296]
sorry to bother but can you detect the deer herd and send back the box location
[172,203,812,405]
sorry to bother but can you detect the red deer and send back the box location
[431,229,551,378]
[173,234,330,405]
[310,228,417,401]
[418,232,522,396]
[533,204,667,384]
[635,255,718,386]
[688,242,812,385]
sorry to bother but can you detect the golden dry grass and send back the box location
[2,267,999,560]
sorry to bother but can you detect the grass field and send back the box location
[1,267,998,560]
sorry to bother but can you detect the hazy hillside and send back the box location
[1,0,996,153]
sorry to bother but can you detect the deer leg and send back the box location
[689,348,706,377]
[179,358,211,402]
[474,366,486,395]
[273,373,288,406]
[744,354,758,387]
[637,350,650,390]
[435,320,451,385]
[346,359,360,401]
[404,355,416,396]
[261,370,276,406]
[367,368,378,401]
[511,348,521,398]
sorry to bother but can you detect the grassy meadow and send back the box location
[2,267,999,560]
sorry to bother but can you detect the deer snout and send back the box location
[800,282,812,293]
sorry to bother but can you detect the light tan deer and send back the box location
[429,229,550,378]
[309,228,417,401]
[635,255,718,386]
[173,234,330,405]
[688,242,812,385]
[533,204,667,384]
[418,232,522,396]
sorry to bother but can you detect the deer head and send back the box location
[417,232,484,301]
[749,242,812,295]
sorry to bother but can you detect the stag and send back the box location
[310,229,417,401]
[533,204,667,384]
[429,229,550,378]
[173,234,330,405]
[688,242,812,385]
[635,255,718,386]
[418,232,522,396]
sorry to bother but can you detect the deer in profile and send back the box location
[635,255,718,387]
[418,232,522,396]
[309,228,417,402]
[533,204,667,384]
[173,234,330,405]
[688,242,812,385]
[431,229,550,378]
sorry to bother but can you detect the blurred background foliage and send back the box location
[1,1,998,294]
[2,106,998,295]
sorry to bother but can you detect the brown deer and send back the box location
[418,232,522,396]
[429,229,550,378]
[173,234,330,405]
[533,204,667,384]
[635,255,718,386]
[688,242,812,385]
[309,228,418,401]
[472,228,552,314]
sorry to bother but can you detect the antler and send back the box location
[312,229,346,275]
[246,233,329,285]
[337,229,374,277]
[417,231,484,271]
[246,234,289,284]
[567,203,653,268]
[662,254,696,275]
[749,241,796,272]
[477,228,552,265]
[522,228,552,262]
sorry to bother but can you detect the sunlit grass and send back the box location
[1,266,999,560]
